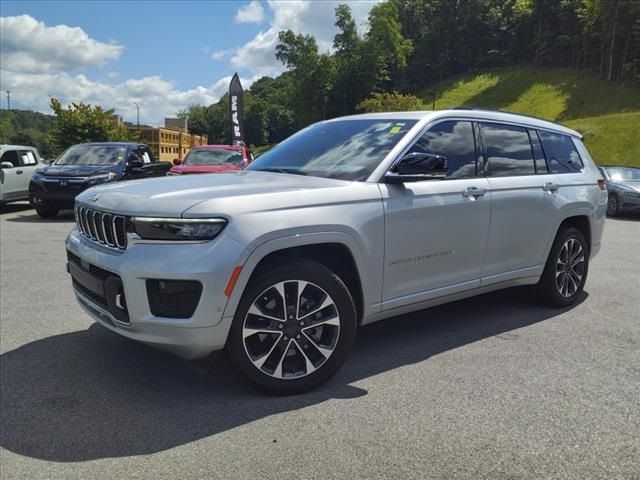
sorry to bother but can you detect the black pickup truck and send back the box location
[29,142,171,218]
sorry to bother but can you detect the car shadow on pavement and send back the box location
[4,210,75,223]
[0,202,34,215]
[0,287,587,462]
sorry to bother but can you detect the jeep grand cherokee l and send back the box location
[66,109,607,394]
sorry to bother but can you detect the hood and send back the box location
[169,164,243,175]
[37,164,120,178]
[76,170,352,217]
[614,181,640,193]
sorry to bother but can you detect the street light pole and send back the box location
[133,102,140,133]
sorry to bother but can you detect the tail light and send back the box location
[597,179,606,191]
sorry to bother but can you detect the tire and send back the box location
[607,194,619,217]
[536,226,589,307]
[35,207,59,218]
[226,258,357,394]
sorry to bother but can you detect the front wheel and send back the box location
[35,207,59,218]
[607,194,619,217]
[226,259,357,394]
[536,227,589,307]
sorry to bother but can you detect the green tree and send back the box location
[49,98,135,151]
[357,91,425,112]
[276,30,336,127]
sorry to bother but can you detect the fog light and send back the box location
[146,279,203,318]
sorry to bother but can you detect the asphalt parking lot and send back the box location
[0,203,638,480]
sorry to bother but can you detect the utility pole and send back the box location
[6,90,11,110]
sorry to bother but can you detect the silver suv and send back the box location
[66,109,607,394]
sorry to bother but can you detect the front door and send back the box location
[0,150,24,200]
[380,120,491,311]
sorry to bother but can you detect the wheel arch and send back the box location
[222,232,371,323]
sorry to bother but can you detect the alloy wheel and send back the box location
[555,238,585,298]
[607,195,618,216]
[242,280,341,380]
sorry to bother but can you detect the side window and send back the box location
[0,150,20,167]
[482,123,535,177]
[20,151,38,166]
[538,131,583,173]
[408,120,477,178]
[528,130,548,174]
[140,148,152,164]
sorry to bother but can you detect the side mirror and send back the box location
[0,162,14,169]
[173,158,182,166]
[384,152,448,183]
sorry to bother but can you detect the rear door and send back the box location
[380,120,492,310]
[479,122,561,285]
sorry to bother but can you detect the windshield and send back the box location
[604,167,640,181]
[185,149,244,166]
[55,145,126,166]
[246,119,417,181]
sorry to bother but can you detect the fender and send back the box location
[539,201,602,265]
[221,230,381,320]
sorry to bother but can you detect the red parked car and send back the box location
[167,145,253,175]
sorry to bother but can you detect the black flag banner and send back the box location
[229,73,245,146]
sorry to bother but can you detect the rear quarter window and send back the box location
[538,131,583,173]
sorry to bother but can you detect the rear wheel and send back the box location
[607,194,619,217]
[536,226,588,307]
[226,259,357,394]
[36,207,59,218]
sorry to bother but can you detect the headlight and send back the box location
[130,217,227,241]
[87,172,118,184]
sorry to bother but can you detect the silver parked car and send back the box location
[0,145,42,206]
[66,109,607,393]
[598,165,640,216]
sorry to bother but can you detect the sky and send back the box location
[0,0,378,125]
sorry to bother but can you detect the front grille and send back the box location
[73,279,109,309]
[67,249,129,323]
[67,250,113,280]
[75,205,128,249]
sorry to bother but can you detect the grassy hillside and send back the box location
[420,68,640,167]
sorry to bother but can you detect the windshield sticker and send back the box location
[390,123,406,134]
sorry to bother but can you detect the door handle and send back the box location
[543,182,559,193]
[16,169,23,174]
[462,186,486,198]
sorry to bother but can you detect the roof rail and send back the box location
[449,106,560,125]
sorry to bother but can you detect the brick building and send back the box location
[134,118,208,162]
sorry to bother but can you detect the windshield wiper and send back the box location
[258,167,308,176]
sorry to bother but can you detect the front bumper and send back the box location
[29,181,85,209]
[66,228,245,359]
[619,194,640,211]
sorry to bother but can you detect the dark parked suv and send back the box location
[29,142,170,218]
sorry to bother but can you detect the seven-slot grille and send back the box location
[75,205,128,249]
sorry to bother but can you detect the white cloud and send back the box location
[211,49,231,61]
[0,14,256,124]
[235,1,265,24]
[0,15,123,73]
[0,69,255,124]
[230,1,378,77]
